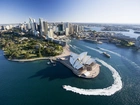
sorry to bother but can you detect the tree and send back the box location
[12,52,19,58]
[24,52,30,59]
[37,51,42,57]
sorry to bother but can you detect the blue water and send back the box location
[0,39,140,105]
[85,26,140,38]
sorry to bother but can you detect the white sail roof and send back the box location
[70,52,95,70]
[86,58,94,65]
[78,52,87,61]
[75,63,83,70]
[70,57,74,65]
[81,55,91,64]
[71,52,77,58]
[73,60,80,68]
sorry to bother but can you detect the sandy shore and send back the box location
[9,44,71,62]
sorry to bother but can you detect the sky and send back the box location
[0,0,140,24]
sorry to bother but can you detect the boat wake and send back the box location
[99,47,140,69]
[63,58,122,96]
[69,44,81,53]
[84,45,103,54]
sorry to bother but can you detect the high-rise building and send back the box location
[47,28,54,39]
[53,26,58,32]
[65,28,69,36]
[74,25,79,33]
[69,23,74,34]
[34,23,38,31]
[64,22,69,31]
[43,21,48,36]
[57,24,63,32]
[78,25,84,32]
[39,18,44,36]
[27,23,31,30]
[29,18,36,35]
[1,26,5,30]
[64,22,70,35]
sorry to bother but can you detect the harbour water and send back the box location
[85,26,140,38]
[0,39,140,105]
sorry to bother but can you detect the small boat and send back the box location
[97,41,102,44]
[62,85,66,88]
[53,63,56,66]
[103,52,111,58]
[47,62,51,65]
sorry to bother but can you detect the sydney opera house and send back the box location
[68,52,100,78]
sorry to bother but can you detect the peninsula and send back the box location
[0,30,64,61]
[59,52,100,78]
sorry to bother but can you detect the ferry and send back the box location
[103,52,111,58]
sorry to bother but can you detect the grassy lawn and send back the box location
[0,32,63,59]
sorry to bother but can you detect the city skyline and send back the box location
[0,0,140,24]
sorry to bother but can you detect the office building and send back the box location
[64,22,69,31]
[57,24,63,32]
[29,18,36,35]
[74,25,79,33]
[65,28,69,36]
[69,23,74,34]
[39,18,44,36]
[43,21,48,36]
[47,28,54,39]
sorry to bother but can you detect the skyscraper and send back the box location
[57,24,63,32]
[78,25,84,32]
[43,21,48,36]
[29,18,36,35]
[74,25,78,33]
[64,22,69,35]
[39,18,44,36]
[64,22,69,30]
[65,28,69,36]
[48,28,54,39]
[69,23,74,34]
